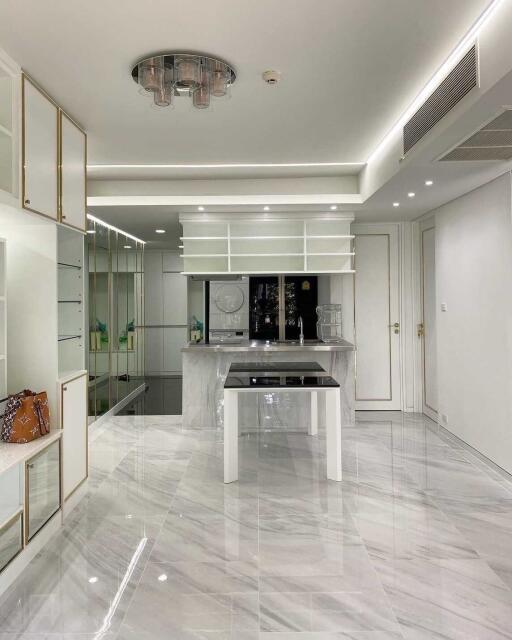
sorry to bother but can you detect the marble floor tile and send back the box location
[1,412,512,639]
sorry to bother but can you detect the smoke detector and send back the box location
[262,70,281,85]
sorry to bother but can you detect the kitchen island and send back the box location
[182,339,355,431]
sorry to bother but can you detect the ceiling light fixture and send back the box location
[408,192,415,198]
[87,214,145,245]
[330,205,338,210]
[197,206,205,211]
[123,245,132,249]
[393,202,400,207]
[155,229,166,234]
[263,206,270,211]
[132,53,236,110]
[425,180,433,186]
[89,577,98,584]
[87,162,366,170]
[158,574,168,582]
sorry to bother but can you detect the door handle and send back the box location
[388,322,400,334]
[417,323,424,338]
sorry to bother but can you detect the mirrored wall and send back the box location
[87,216,144,420]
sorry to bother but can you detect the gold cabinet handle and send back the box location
[388,322,400,334]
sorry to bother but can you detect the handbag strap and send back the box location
[33,398,49,435]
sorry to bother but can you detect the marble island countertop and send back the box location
[182,338,355,353]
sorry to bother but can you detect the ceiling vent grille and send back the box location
[439,109,512,161]
[403,44,478,155]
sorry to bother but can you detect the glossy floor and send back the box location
[1,412,512,638]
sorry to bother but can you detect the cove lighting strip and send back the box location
[87,213,146,244]
[367,0,504,163]
[87,162,365,170]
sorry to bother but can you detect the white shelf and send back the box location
[306,252,355,256]
[230,253,304,257]
[230,235,304,240]
[180,254,229,258]
[182,270,356,275]
[308,235,355,239]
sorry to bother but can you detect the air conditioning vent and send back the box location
[403,44,478,155]
[439,109,512,161]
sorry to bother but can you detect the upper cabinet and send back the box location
[22,76,58,219]
[22,74,87,231]
[59,113,86,231]
[0,51,19,201]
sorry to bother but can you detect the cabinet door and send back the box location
[145,327,163,374]
[62,373,87,499]
[163,273,187,325]
[60,112,86,231]
[163,327,187,373]
[22,76,58,219]
[0,512,22,572]
[26,439,60,542]
[144,252,163,325]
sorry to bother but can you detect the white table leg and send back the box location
[325,388,342,481]
[224,389,239,483]
[309,391,318,436]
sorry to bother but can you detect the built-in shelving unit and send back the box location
[179,214,355,275]
[57,227,84,375]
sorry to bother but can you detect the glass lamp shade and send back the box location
[153,67,174,107]
[175,57,199,90]
[138,56,164,92]
[211,62,229,97]
[193,64,210,109]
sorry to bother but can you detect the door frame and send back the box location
[351,222,404,411]
[411,214,438,418]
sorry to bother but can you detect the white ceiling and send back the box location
[0,0,493,178]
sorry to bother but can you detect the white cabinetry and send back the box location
[60,112,86,231]
[0,52,18,200]
[144,251,188,374]
[22,76,58,219]
[180,213,355,275]
[0,238,6,397]
[60,372,87,500]
[22,74,87,230]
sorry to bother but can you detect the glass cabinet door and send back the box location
[0,512,22,572]
[26,440,61,541]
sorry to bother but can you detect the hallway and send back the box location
[1,412,512,639]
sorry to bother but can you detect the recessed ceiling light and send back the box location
[155,229,166,234]
[263,206,270,211]
[408,192,415,198]
[89,577,98,584]
[330,205,338,210]
[87,230,96,234]
[158,574,168,582]
[124,245,132,249]
[393,202,400,207]
[425,180,433,186]
[198,206,205,211]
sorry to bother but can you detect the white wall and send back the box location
[434,172,512,473]
[0,202,58,417]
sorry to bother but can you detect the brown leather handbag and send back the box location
[1,390,50,444]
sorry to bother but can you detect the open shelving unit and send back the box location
[180,215,355,275]
[57,226,84,376]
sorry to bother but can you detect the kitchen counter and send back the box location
[182,339,355,431]
[182,339,354,352]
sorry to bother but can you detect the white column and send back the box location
[223,389,239,483]
[325,388,342,481]
[308,391,318,436]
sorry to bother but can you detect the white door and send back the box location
[23,76,58,219]
[60,112,86,231]
[421,224,438,419]
[353,224,401,410]
[61,373,87,499]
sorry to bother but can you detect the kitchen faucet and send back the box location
[298,316,304,345]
